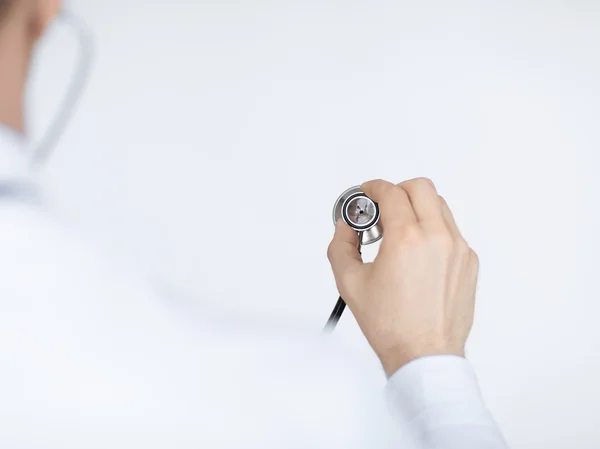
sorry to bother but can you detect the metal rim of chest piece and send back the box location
[332,185,383,245]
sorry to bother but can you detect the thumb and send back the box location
[327,219,364,289]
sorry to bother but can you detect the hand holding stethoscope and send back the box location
[324,179,480,377]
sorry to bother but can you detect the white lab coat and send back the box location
[0,125,508,448]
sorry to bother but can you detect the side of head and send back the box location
[0,0,62,132]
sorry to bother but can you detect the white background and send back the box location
[26,1,599,448]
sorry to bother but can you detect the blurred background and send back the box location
[25,1,599,448]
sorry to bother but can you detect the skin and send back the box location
[0,0,61,132]
[328,178,479,376]
[1,1,479,378]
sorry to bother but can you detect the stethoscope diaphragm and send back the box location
[332,186,382,245]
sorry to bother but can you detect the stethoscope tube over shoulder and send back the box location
[30,9,94,168]
[324,186,382,331]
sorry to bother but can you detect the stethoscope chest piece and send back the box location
[332,186,382,245]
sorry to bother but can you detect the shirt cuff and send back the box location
[385,355,491,426]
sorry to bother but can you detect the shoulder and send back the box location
[0,198,156,301]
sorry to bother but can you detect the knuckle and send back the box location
[454,238,471,255]
[416,177,435,188]
[404,177,436,190]
[456,237,469,250]
[379,185,403,207]
[360,179,376,193]
[387,183,403,198]
[470,248,480,267]
[326,241,336,262]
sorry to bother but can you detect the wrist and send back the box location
[379,343,466,377]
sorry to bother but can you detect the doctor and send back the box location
[0,1,509,448]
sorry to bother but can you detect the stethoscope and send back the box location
[324,186,382,331]
[29,9,94,168]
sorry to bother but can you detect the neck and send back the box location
[0,15,31,133]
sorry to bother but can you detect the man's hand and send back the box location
[327,178,479,376]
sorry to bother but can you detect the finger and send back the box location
[361,179,416,229]
[439,195,462,238]
[398,177,444,225]
[327,219,364,282]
